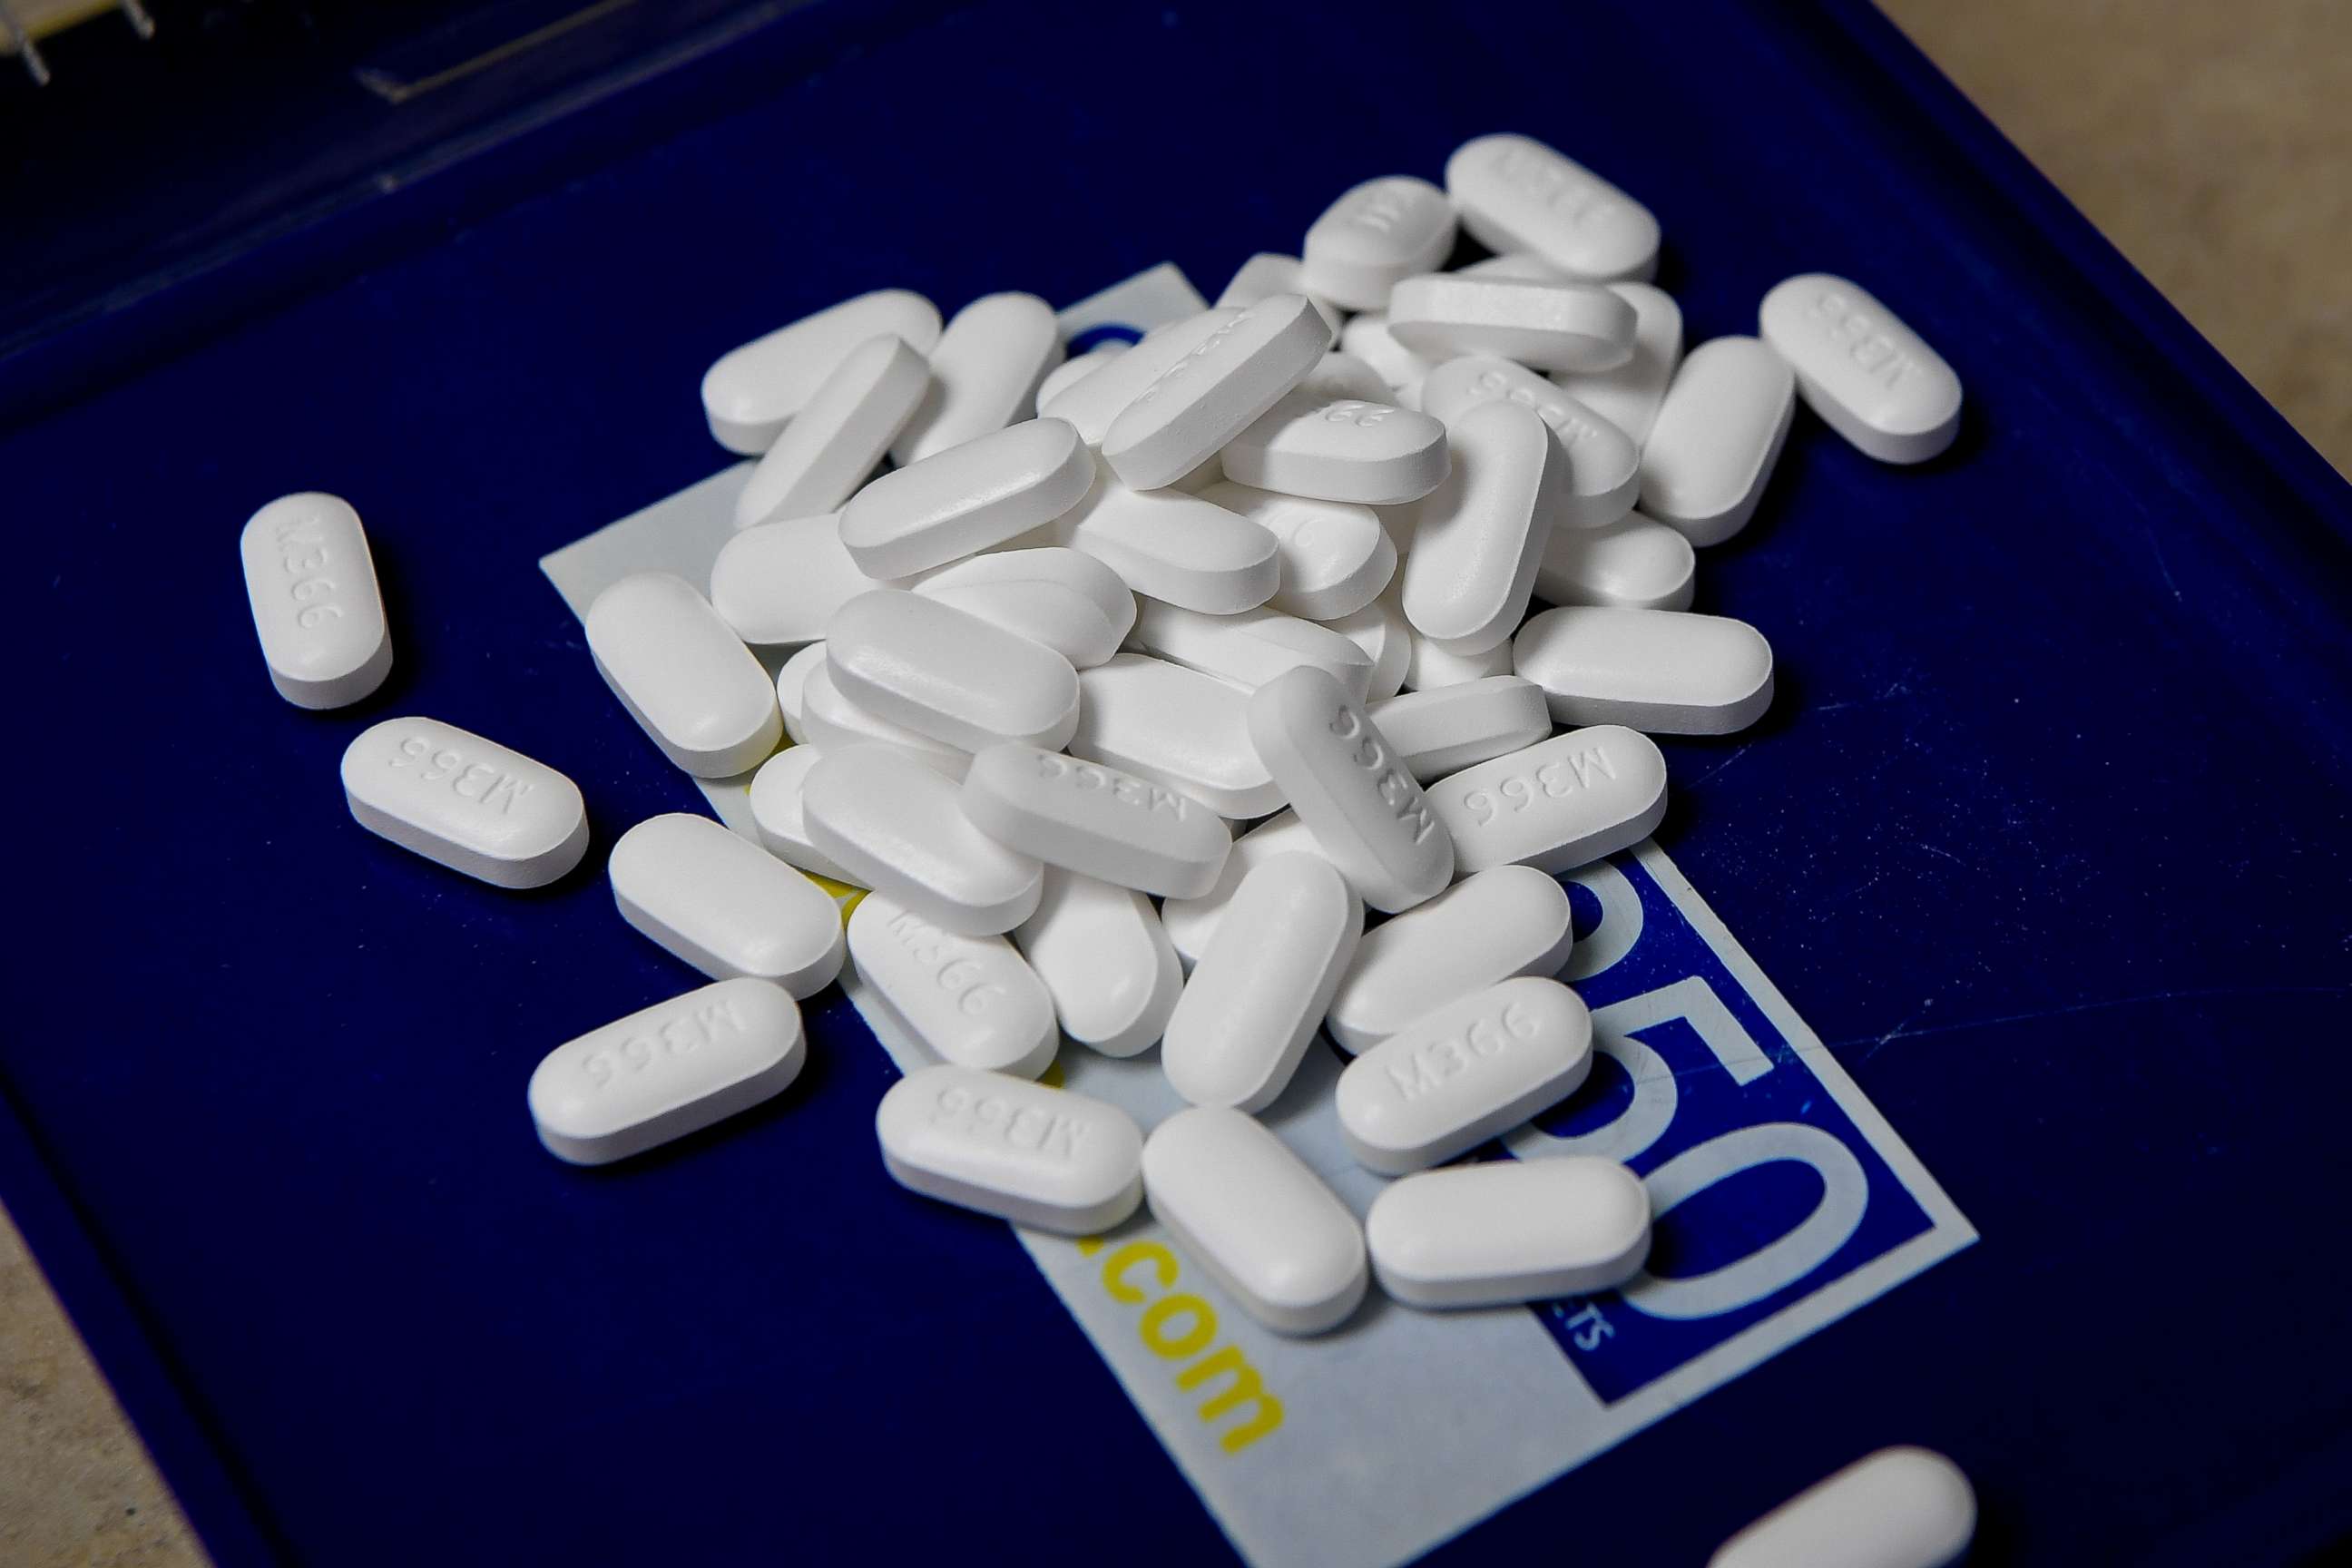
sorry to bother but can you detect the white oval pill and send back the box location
[848,894,1056,1078]
[1404,632,1514,691]
[1418,356,1640,528]
[1341,311,1438,392]
[609,813,845,996]
[1216,253,1343,335]
[1367,1157,1651,1307]
[1327,864,1573,1052]
[1455,252,1567,281]
[1194,481,1395,621]
[1759,274,1961,465]
[1299,352,1394,404]
[776,642,823,743]
[1247,666,1454,912]
[839,418,1095,578]
[1142,1106,1367,1335]
[1401,399,1565,654]
[747,745,854,882]
[1071,654,1282,818]
[1128,598,1374,701]
[1641,338,1797,546]
[1327,592,1412,701]
[877,1063,1142,1232]
[1552,281,1681,446]
[962,742,1229,897]
[732,335,930,530]
[798,657,967,775]
[1159,810,1328,968]
[1709,1447,1976,1568]
[1536,511,1696,611]
[1336,975,1591,1173]
[909,546,1136,662]
[1220,393,1450,505]
[1013,870,1181,1058]
[1061,471,1281,613]
[342,718,588,887]
[709,511,877,647]
[1102,294,1331,491]
[824,589,1080,753]
[1043,309,1245,444]
[1388,276,1636,374]
[240,493,392,710]
[1445,133,1659,282]
[891,291,1064,466]
[1034,344,1125,416]
[803,745,1042,934]
[1162,854,1362,1112]
[1366,676,1552,784]
[1515,605,1773,733]
[1430,727,1667,875]
[586,573,781,778]
[702,289,941,453]
[1301,175,1459,311]
[529,979,802,1163]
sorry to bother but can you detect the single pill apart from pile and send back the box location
[240,492,393,710]
[1128,598,1376,701]
[1219,392,1452,505]
[1401,399,1566,654]
[1367,674,1553,784]
[1013,869,1182,1059]
[1551,281,1683,446]
[1759,274,1963,465]
[732,335,930,530]
[341,717,589,888]
[585,572,781,777]
[747,744,854,882]
[1707,1446,1977,1568]
[1248,665,1455,912]
[876,1063,1143,1233]
[1514,605,1774,734]
[701,289,941,453]
[1300,174,1459,311]
[892,291,1063,466]
[838,416,1095,578]
[846,894,1057,1078]
[1335,975,1592,1173]
[1326,863,1573,1053]
[1367,1157,1651,1308]
[1640,337,1798,546]
[1429,726,1669,875]
[1043,309,1244,444]
[1161,853,1363,1113]
[1387,276,1638,374]
[709,510,875,647]
[607,812,845,997]
[1142,1105,1368,1336]
[528,978,804,1164]
[1101,293,1331,491]
[823,589,1081,753]
[1195,481,1396,622]
[1071,653,1283,818]
[960,742,1230,898]
[802,743,1042,934]
[1417,355,1641,528]
[1444,132,1660,283]
[1535,511,1697,611]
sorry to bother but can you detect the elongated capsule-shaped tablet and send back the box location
[1034,345,1125,416]
[587,573,780,777]
[798,658,967,776]
[910,547,1135,669]
[839,418,1095,578]
[1128,598,1375,701]
[1102,294,1330,491]
[732,335,930,530]
[1641,338,1796,546]
[824,590,1080,754]
[747,744,854,882]
[1217,253,1344,334]
[342,718,588,887]
[777,643,821,744]
[1552,281,1681,446]
[1199,481,1396,622]
[1430,728,1667,876]
[1367,1157,1651,1307]
[803,745,1041,934]
[1404,631,1514,692]
[1142,1106,1367,1335]
[529,979,802,1163]
[608,813,844,997]
[1536,511,1696,611]
[1073,654,1283,818]
[1328,593,1412,701]
[1299,351,1393,404]
[1514,605,1773,734]
[1302,175,1458,311]
[847,894,1056,1078]
[1342,311,1437,393]
[1327,864,1573,1052]
[709,511,877,647]
[1445,133,1659,283]
[1159,810,1344,967]
[1220,392,1451,505]
[877,1064,1142,1232]
[1336,975,1591,1172]
[1062,470,1281,613]
[962,743,1230,898]
[1367,677,1552,784]
[1708,1447,1976,1568]
[893,292,1063,466]
[1759,275,1962,464]
[702,289,941,453]
[1402,399,1565,655]
[1248,666,1454,912]
[1388,277,1636,374]
[1419,356,1639,528]
[1013,870,1182,1058]
[1044,308,1244,444]
[1162,854,1362,1112]
[241,493,392,710]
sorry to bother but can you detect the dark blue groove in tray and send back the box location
[3,0,2347,1564]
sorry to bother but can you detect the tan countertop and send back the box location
[3,5,2345,1563]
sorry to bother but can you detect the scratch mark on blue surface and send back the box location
[2149,531,2183,603]
[1823,985,2352,1059]
[1683,744,1754,790]
[1916,843,1969,869]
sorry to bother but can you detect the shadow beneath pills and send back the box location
[1645,244,1689,300]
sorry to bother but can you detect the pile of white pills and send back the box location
[241,129,1973,1563]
